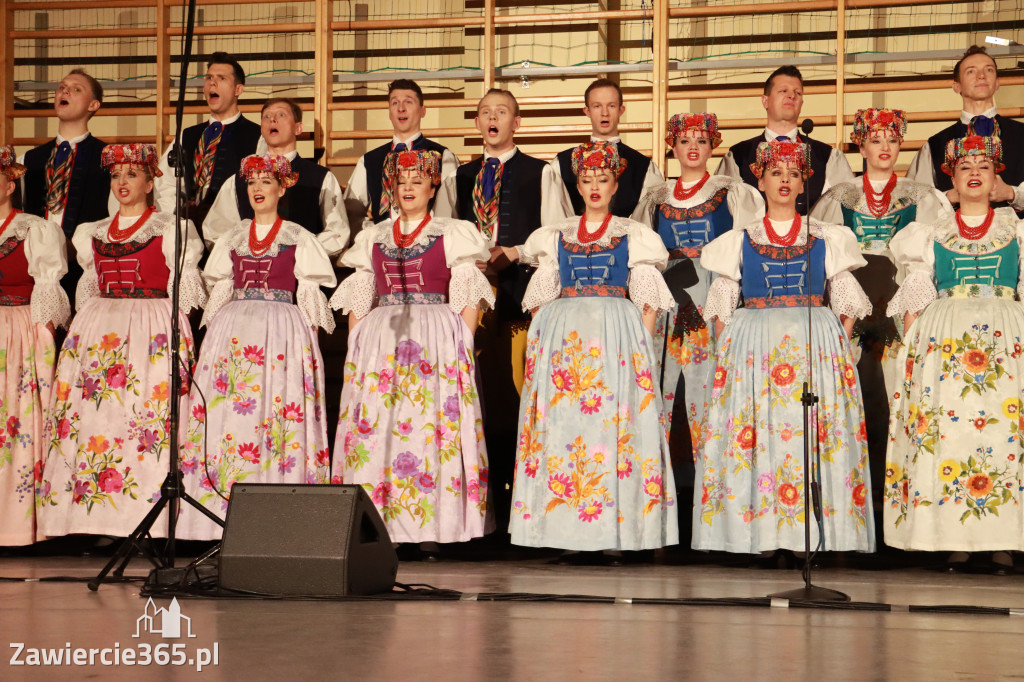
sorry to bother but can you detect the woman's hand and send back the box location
[461,305,479,335]
[642,305,657,336]
[348,313,363,332]
[903,312,918,334]
[840,314,854,339]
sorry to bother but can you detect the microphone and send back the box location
[800,119,814,137]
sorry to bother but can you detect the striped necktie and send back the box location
[193,121,224,201]
[473,157,503,241]
[45,141,74,215]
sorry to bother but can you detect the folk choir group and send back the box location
[3,44,1024,572]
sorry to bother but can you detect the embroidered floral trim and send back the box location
[375,235,443,260]
[560,234,625,254]
[746,234,819,259]
[379,292,447,306]
[0,236,22,259]
[232,288,293,303]
[92,237,153,258]
[0,293,30,306]
[659,186,728,219]
[99,287,168,299]
[938,283,1017,300]
[560,283,628,298]
[670,246,703,259]
[744,294,825,309]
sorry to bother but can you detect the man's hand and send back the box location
[487,245,518,273]
[946,188,960,205]
[990,176,1017,203]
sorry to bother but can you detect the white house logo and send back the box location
[10,597,218,670]
[134,598,196,639]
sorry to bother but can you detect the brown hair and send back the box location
[763,66,803,96]
[67,68,103,104]
[261,97,302,123]
[478,88,519,117]
[584,78,623,107]
[388,79,424,106]
[953,45,998,83]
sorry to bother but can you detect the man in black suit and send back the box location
[906,45,1024,213]
[716,65,853,215]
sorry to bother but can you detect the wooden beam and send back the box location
[0,0,13,145]
[835,0,847,149]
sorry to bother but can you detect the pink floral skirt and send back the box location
[37,297,193,537]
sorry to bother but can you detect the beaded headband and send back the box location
[101,143,163,177]
[942,135,1005,175]
[0,145,26,181]
[750,138,813,179]
[239,153,298,188]
[665,112,722,148]
[391,149,443,186]
[850,108,907,145]
[570,140,627,178]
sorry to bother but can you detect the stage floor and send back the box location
[2,554,1023,681]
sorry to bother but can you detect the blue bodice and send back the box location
[656,187,733,257]
[741,235,826,305]
[557,234,630,297]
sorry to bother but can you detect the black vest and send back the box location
[454,150,546,319]
[729,133,832,215]
[234,153,330,234]
[180,116,261,229]
[363,136,450,225]
[926,115,1024,210]
[556,141,651,217]
[23,134,110,238]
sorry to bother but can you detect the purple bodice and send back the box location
[372,236,451,301]
[231,244,298,294]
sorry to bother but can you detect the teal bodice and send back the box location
[934,238,1019,291]
[841,203,916,251]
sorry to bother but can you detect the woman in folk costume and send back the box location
[812,108,951,397]
[37,143,205,537]
[632,113,763,479]
[885,132,1024,574]
[0,147,70,545]
[178,154,336,539]
[510,141,679,553]
[694,138,875,555]
[331,149,494,545]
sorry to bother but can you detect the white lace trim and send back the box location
[828,270,871,320]
[225,220,303,258]
[30,283,71,328]
[448,263,495,314]
[296,281,335,332]
[521,265,561,311]
[644,175,734,209]
[702,277,740,324]
[75,270,100,312]
[628,264,675,313]
[201,279,233,328]
[886,270,937,318]
[371,216,449,250]
[330,271,376,318]
[826,178,932,214]
[84,211,176,244]
[933,208,1018,253]
[556,215,631,249]
[0,213,33,242]
[172,267,207,314]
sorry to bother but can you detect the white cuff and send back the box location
[448,263,495,315]
[886,270,936,318]
[628,264,676,313]
[521,265,561,311]
[74,270,100,312]
[296,281,336,332]
[170,267,208,315]
[703,277,740,325]
[330,271,376,319]
[30,282,71,328]
[201,280,233,328]
[828,270,872,320]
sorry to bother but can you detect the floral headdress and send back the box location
[101,143,163,177]
[390,149,443,186]
[570,140,627,178]
[942,135,1005,175]
[850,108,907,146]
[750,138,813,179]
[239,153,298,188]
[665,112,722,148]
[0,145,26,180]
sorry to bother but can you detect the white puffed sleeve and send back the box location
[519,225,562,311]
[913,186,955,228]
[808,186,844,225]
[330,227,377,318]
[72,220,100,311]
[820,222,871,320]
[203,180,241,248]
[444,219,495,315]
[630,187,658,228]
[885,221,937,318]
[161,216,207,314]
[541,160,573,225]
[1015,222,1024,303]
[625,220,675,313]
[432,172,460,219]
[316,171,351,258]
[725,180,765,227]
[294,229,338,332]
[23,217,70,327]
[199,234,236,328]
[699,229,745,324]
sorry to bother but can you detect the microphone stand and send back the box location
[90,0,224,590]
[768,149,849,601]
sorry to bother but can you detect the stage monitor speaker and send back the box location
[219,484,398,596]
